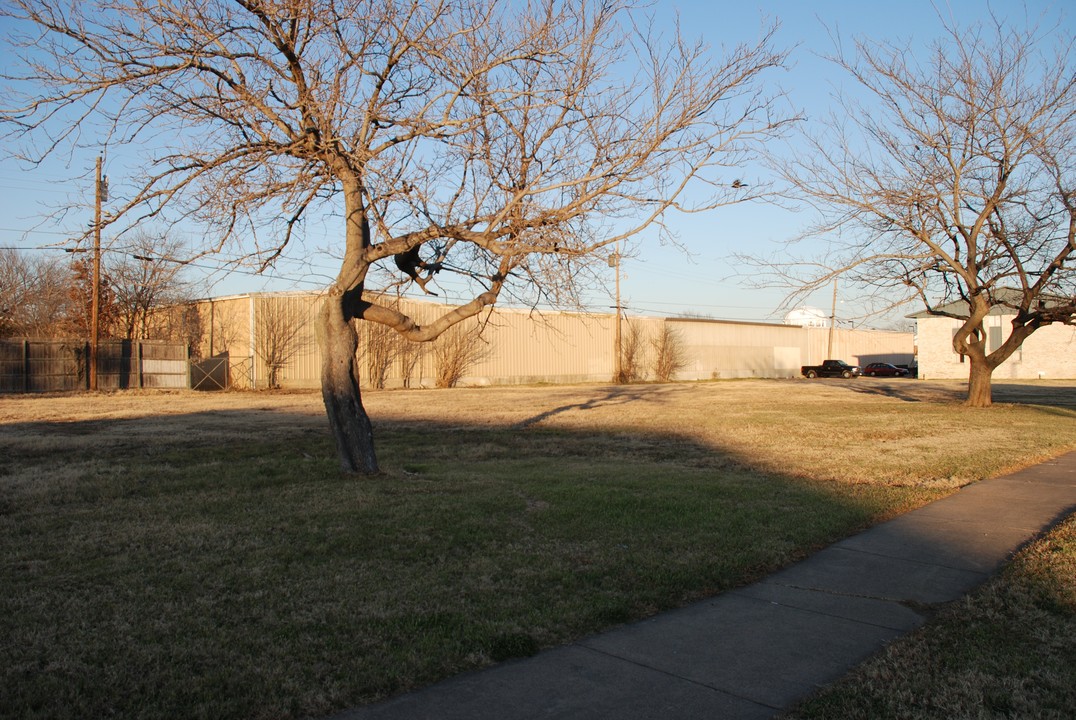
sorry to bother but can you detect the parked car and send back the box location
[862,362,910,377]
[801,359,862,379]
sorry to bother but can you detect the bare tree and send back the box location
[651,323,687,382]
[432,321,489,388]
[0,249,73,338]
[2,0,792,472]
[1,248,155,341]
[761,14,1075,406]
[361,319,401,390]
[255,296,311,389]
[618,319,645,383]
[110,231,194,340]
[397,337,425,389]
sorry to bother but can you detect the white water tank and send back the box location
[784,306,830,328]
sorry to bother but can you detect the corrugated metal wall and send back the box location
[253,294,321,389]
[804,327,916,369]
[466,308,618,385]
[184,293,915,388]
[670,318,807,379]
[915,315,1076,380]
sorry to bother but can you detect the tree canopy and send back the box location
[2,0,793,470]
[761,13,1076,405]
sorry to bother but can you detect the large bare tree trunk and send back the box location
[317,292,378,474]
[965,357,994,408]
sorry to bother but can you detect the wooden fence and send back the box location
[0,339,189,393]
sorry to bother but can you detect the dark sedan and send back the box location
[862,362,910,377]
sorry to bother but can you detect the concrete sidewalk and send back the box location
[331,451,1076,720]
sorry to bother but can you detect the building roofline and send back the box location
[907,288,1073,319]
[665,316,791,329]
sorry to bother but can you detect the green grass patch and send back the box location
[2,381,1075,718]
[0,433,904,719]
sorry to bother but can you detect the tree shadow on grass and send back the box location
[839,378,1076,409]
[512,384,659,429]
[0,395,884,719]
[0,386,1072,720]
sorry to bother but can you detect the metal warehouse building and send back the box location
[186,292,914,390]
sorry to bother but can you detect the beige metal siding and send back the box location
[257,294,321,389]
[181,292,916,388]
[468,309,617,385]
[191,295,255,361]
[671,319,807,379]
[804,327,916,369]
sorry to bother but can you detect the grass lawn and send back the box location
[2,379,1075,719]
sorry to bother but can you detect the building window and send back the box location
[988,325,1003,354]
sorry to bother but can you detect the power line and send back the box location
[1,243,333,289]
[0,227,76,237]
[0,183,71,194]
[0,246,65,251]
[3,244,783,319]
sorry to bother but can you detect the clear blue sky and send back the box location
[0,1,1068,329]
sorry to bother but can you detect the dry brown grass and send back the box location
[3,378,1075,487]
[2,378,1075,719]
[785,512,1076,720]
[365,378,1076,488]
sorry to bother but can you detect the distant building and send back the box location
[783,306,830,329]
[176,292,913,389]
[909,298,1076,380]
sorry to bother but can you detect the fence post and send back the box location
[22,338,29,393]
[136,340,143,389]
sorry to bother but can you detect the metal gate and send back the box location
[190,353,254,391]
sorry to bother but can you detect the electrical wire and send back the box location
[2,244,785,321]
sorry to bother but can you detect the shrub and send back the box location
[652,323,688,382]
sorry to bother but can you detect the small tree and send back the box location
[766,13,1075,406]
[110,231,193,340]
[652,323,688,382]
[255,297,311,389]
[0,249,73,338]
[397,338,425,389]
[362,320,401,390]
[433,323,489,389]
[617,320,645,383]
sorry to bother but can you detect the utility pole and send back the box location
[90,156,106,390]
[827,277,838,359]
[610,247,623,383]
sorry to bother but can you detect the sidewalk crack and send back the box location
[574,643,781,712]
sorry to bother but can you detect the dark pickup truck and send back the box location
[801,359,862,379]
